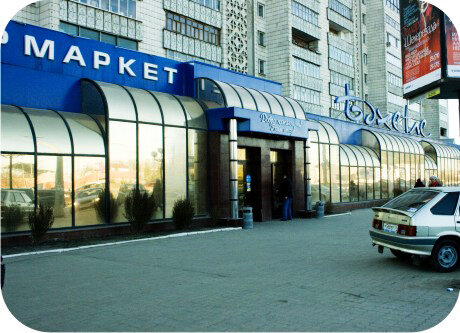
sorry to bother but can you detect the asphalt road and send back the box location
[1,209,459,332]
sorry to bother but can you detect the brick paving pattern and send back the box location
[1,209,459,331]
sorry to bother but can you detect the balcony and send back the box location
[328,58,355,78]
[293,72,322,92]
[164,0,222,29]
[298,101,324,115]
[387,83,403,96]
[327,32,353,54]
[329,82,354,97]
[291,15,321,41]
[163,30,222,64]
[327,8,353,32]
[292,44,321,66]
[60,0,143,40]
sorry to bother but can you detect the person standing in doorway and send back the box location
[414,179,425,188]
[280,174,293,221]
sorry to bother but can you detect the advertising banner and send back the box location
[400,0,442,95]
[445,14,460,78]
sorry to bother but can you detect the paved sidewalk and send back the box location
[1,209,459,331]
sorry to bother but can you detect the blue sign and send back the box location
[1,21,184,113]
[335,84,431,137]
[246,174,252,183]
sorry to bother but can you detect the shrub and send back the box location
[124,189,157,234]
[95,191,118,224]
[2,205,24,232]
[28,205,54,245]
[172,198,194,230]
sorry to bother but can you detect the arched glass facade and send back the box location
[422,141,460,186]
[1,105,106,232]
[196,78,307,119]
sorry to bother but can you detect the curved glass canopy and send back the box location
[196,77,306,120]
[83,80,207,130]
[425,155,437,170]
[362,130,424,154]
[309,120,340,144]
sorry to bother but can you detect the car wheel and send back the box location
[431,240,459,273]
[390,249,411,259]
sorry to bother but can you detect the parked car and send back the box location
[0,189,34,213]
[369,187,460,272]
[74,187,104,210]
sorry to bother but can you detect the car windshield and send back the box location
[384,190,439,212]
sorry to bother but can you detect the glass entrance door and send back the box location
[271,150,292,219]
[237,147,261,220]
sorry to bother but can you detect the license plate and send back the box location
[383,223,398,233]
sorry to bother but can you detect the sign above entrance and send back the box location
[335,84,431,137]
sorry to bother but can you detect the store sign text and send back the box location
[335,84,431,137]
[2,32,178,84]
[259,113,302,135]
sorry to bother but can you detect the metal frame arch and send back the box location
[341,144,358,167]
[218,81,244,109]
[285,96,306,120]
[259,90,284,116]
[195,77,230,108]
[361,146,381,167]
[271,93,296,118]
[339,146,350,166]
[245,87,272,113]
[318,121,339,144]
[373,132,387,152]
[236,85,259,111]
[316,121,331,144]
[0,104,36,154]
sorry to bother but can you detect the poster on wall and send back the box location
[400,0,442,95]
[445,14,460,78]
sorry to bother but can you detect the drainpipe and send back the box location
[229,119,239,220]
[305,137,312,211]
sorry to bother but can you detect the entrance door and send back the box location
[237,147,261,221]
[271,150,292,219]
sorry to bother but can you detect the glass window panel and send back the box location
[405,152,411,190]
[80,27,100,41]
[393,151,400,192]
[374,132,387,151]
[340,147,349,166]
[350,167,359,201]
[319,144,330,203]
[176,96,207,129]
[246,88,271,113]
[351,146,366,166]
[120,0,128,16]
[102,0,110,10]
[23,108,72,154]
[109,121,137,223]
[126,87,162,124]
[197,79,225,107]
[59,112,105,155]
[320,122,339,144]
[309,130,319,143]
[216,82,243,108]
[188,129,208,215]
[232,85,257,110]
[165,127,187,218]
[342,145,357,166]
[259,91,284,115]
[74,157,106,226]
[117,37,137,50]
[317,123,330,143]
[37,156,72,228]
[330,145,340,203]
[388,151,394,198]
[374,168,381,199]
[1,154,35,232]
[310,142,320,204]
[273,94,296,118]
[410,154,416,188]
[139,124,164,220]
[97,81,136,121]
[1,105,34,153]
[59,22,78,35]
[358,167,366,201]
[150,91,186,126]
[366,167,374,200]
[285,97,306,119]
[381,151,388,199]
[101,33,117,45]
[340,166,350,202]
[128,0,136,18]
[110,0,119,12]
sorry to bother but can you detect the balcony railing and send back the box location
[328,58,355,78]
[327,32,353,54]
[293,72,322,92]
[292,44,321,66]
[164,0,222,29]
[327,8,353,32]
[291,15,321,40]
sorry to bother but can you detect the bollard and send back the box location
[316,201,324,218]
[242,206,253,229]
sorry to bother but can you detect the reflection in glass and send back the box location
[341,166,350,202]
[319,144,330,203]
[74,157,106,226]
[350,167,358,201]
[1,154,35,232]
[139,124,164,220]
[176,96,207,129]
[309,142,319,204]
[188,130,208,215]
[381,151,388,199]
[388,151,394,198]
[393,152,400,192]
[358,167,366,201]
[330,145,340,203]
[1,106,34,153]
[126,87,162,124]
[109,121,137,223]
[410,154,416,188]
[374,168,381,199]
[97,81,136,120]
[366,167,374,200]
[37,155,72,228]
[151,92,186,126]
[165,127,187,218]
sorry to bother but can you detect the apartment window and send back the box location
[191,0,221,11]
[292,1,319,27]
[258,59,266,75]
[364,74,368,84]
[362,0,366,5]
[440,127,448,137]
[388,72,402,88]
[365,94,369,101]
[76,0,137,18]
[386,0,400,14]
[59,22,138,50]
[385,14,400,31]
[362,14,366,25]
[166,12,220,46]
[386,52,401,68]
[294,85,321,105]
[362,33,366,44]
[294,57,321,79]
[258,31,265,46]
[329,45,354,67]
[258,3,265,18]
[331,70,354,90]
[329,0,352,20]
[386,32,400,48]
[363,53,368,65]
[388,92,404,107]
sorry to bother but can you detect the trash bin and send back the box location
[242,206,253,229]
[315,201,324,218]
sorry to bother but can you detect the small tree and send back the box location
[172,198,194,230]
[28,205,54,245]
[95,191,118,224]
[124,189,157,234]
[2,205,24,232]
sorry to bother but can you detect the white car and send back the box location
[369,187,460,272]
